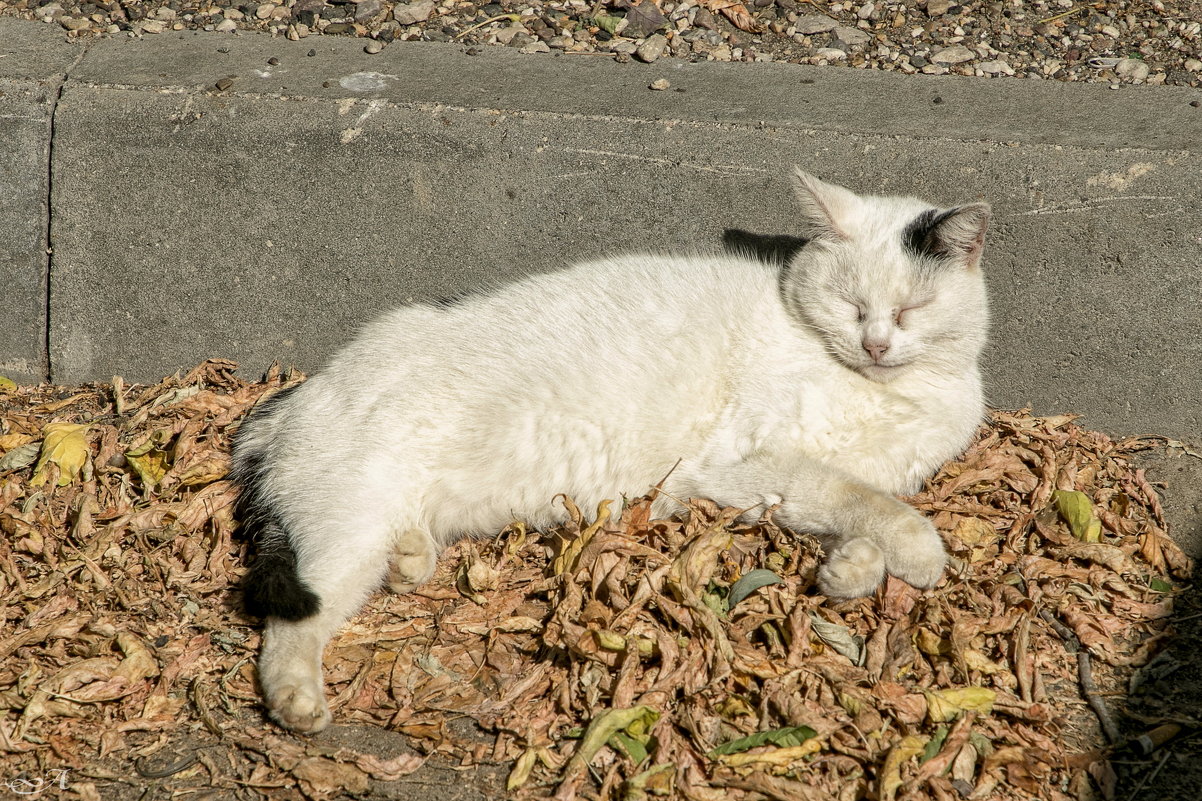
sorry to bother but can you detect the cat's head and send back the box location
[783,168,991,383]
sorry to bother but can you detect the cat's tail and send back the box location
[231,385,321,621]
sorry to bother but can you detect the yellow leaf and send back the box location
[127,449,170,489]
[916,627,952,657]
[30,423,90,487]
[880,734,928,801]
[952,517,998,547]
[1053,490,1102,542]
[924,687,995,723]
[0,375,16,391]
[717,739,823,767]
[507,747,541,792]
[176,457,229,487]
[0,433,34,451]
[552,499,613,576]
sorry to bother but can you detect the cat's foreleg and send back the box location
[682,456,945,598]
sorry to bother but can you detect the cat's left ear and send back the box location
[903,203,992,269]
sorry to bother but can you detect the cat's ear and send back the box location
[902,203,991,269]
[790,168,857,242]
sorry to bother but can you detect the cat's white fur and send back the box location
[233,170,991,732]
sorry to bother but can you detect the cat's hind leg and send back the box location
[247,521,391,733]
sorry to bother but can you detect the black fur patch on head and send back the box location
[232,383,321,621]
[902,208,958,260]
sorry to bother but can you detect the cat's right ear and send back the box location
[790,168,857,242]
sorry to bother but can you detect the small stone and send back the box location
[393,0,434,26]
[833,26,869,47]
[215,18,237,32]
[815,47,848,60]
[1185,59,1202,72]
[857,2,874,20]
[909,54,928,68]
[214,77,235,91]
[1190,100,1200,108]
[636,33,669,63]
[693,7,717,29]
[926,0,951,15]
[140,20,166,34]
[59,16,90,31]
[931,44,975,64]
[1115,58,1150,81]
[794,15,838,35]
[1100,24,1120,38]
[494,25,526,45]
[547,35,573,50]
[267,57,280,65]
[364,39,384,54]
[325,22,353,34]
[978,59,1013,75]
[519,41,551,54]
[649,78,671,90]
[225,9,244,21]
[354,0,383,23]
[256,4,276,20]
[154,7,177,21]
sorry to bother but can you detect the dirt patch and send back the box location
[0,360,1195,800]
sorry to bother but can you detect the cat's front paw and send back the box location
[884,515,947,590]
[265,680,331,733]
[818,537,886,598]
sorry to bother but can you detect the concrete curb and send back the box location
[2,18,1200,448]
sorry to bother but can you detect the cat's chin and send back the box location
[858,362,909,382]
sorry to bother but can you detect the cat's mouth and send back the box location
[859,360,910,381]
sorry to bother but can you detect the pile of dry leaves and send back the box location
[0,360,1193,800]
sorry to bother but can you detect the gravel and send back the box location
[2,0,1200,86]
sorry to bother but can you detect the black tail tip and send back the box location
[243,551,321,621]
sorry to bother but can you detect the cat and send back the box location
[231,169,991,733]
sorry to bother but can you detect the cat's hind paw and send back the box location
[386,529,438,594]
[817,537,886,598]
[265,680,331,733]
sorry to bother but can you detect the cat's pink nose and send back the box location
[863,340,889,361]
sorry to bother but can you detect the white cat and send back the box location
[232,169,991,732]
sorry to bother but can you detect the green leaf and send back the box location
[920,725,948,763]
[610,731,648,765]
[1053,490,1102,542]
[708,724,817,757]
[563,706,660,780]
[590,13,623,35]
[1149,577,1173,593]
[810,614,866,666]
[727,568,784,608]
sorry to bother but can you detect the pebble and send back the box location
[0,0,1195,88]
[393,1,434,26]
[636,34,669,64]
[833,26,870,47]
[649,78,671,90]
[794,15,839,35]
[978,59,1013,75]
[1116,58,1150,81]
[815,47,848,60]
[364,39,384,54]
[931,44,975,64]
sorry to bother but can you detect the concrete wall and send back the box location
[2,19,1200,446]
